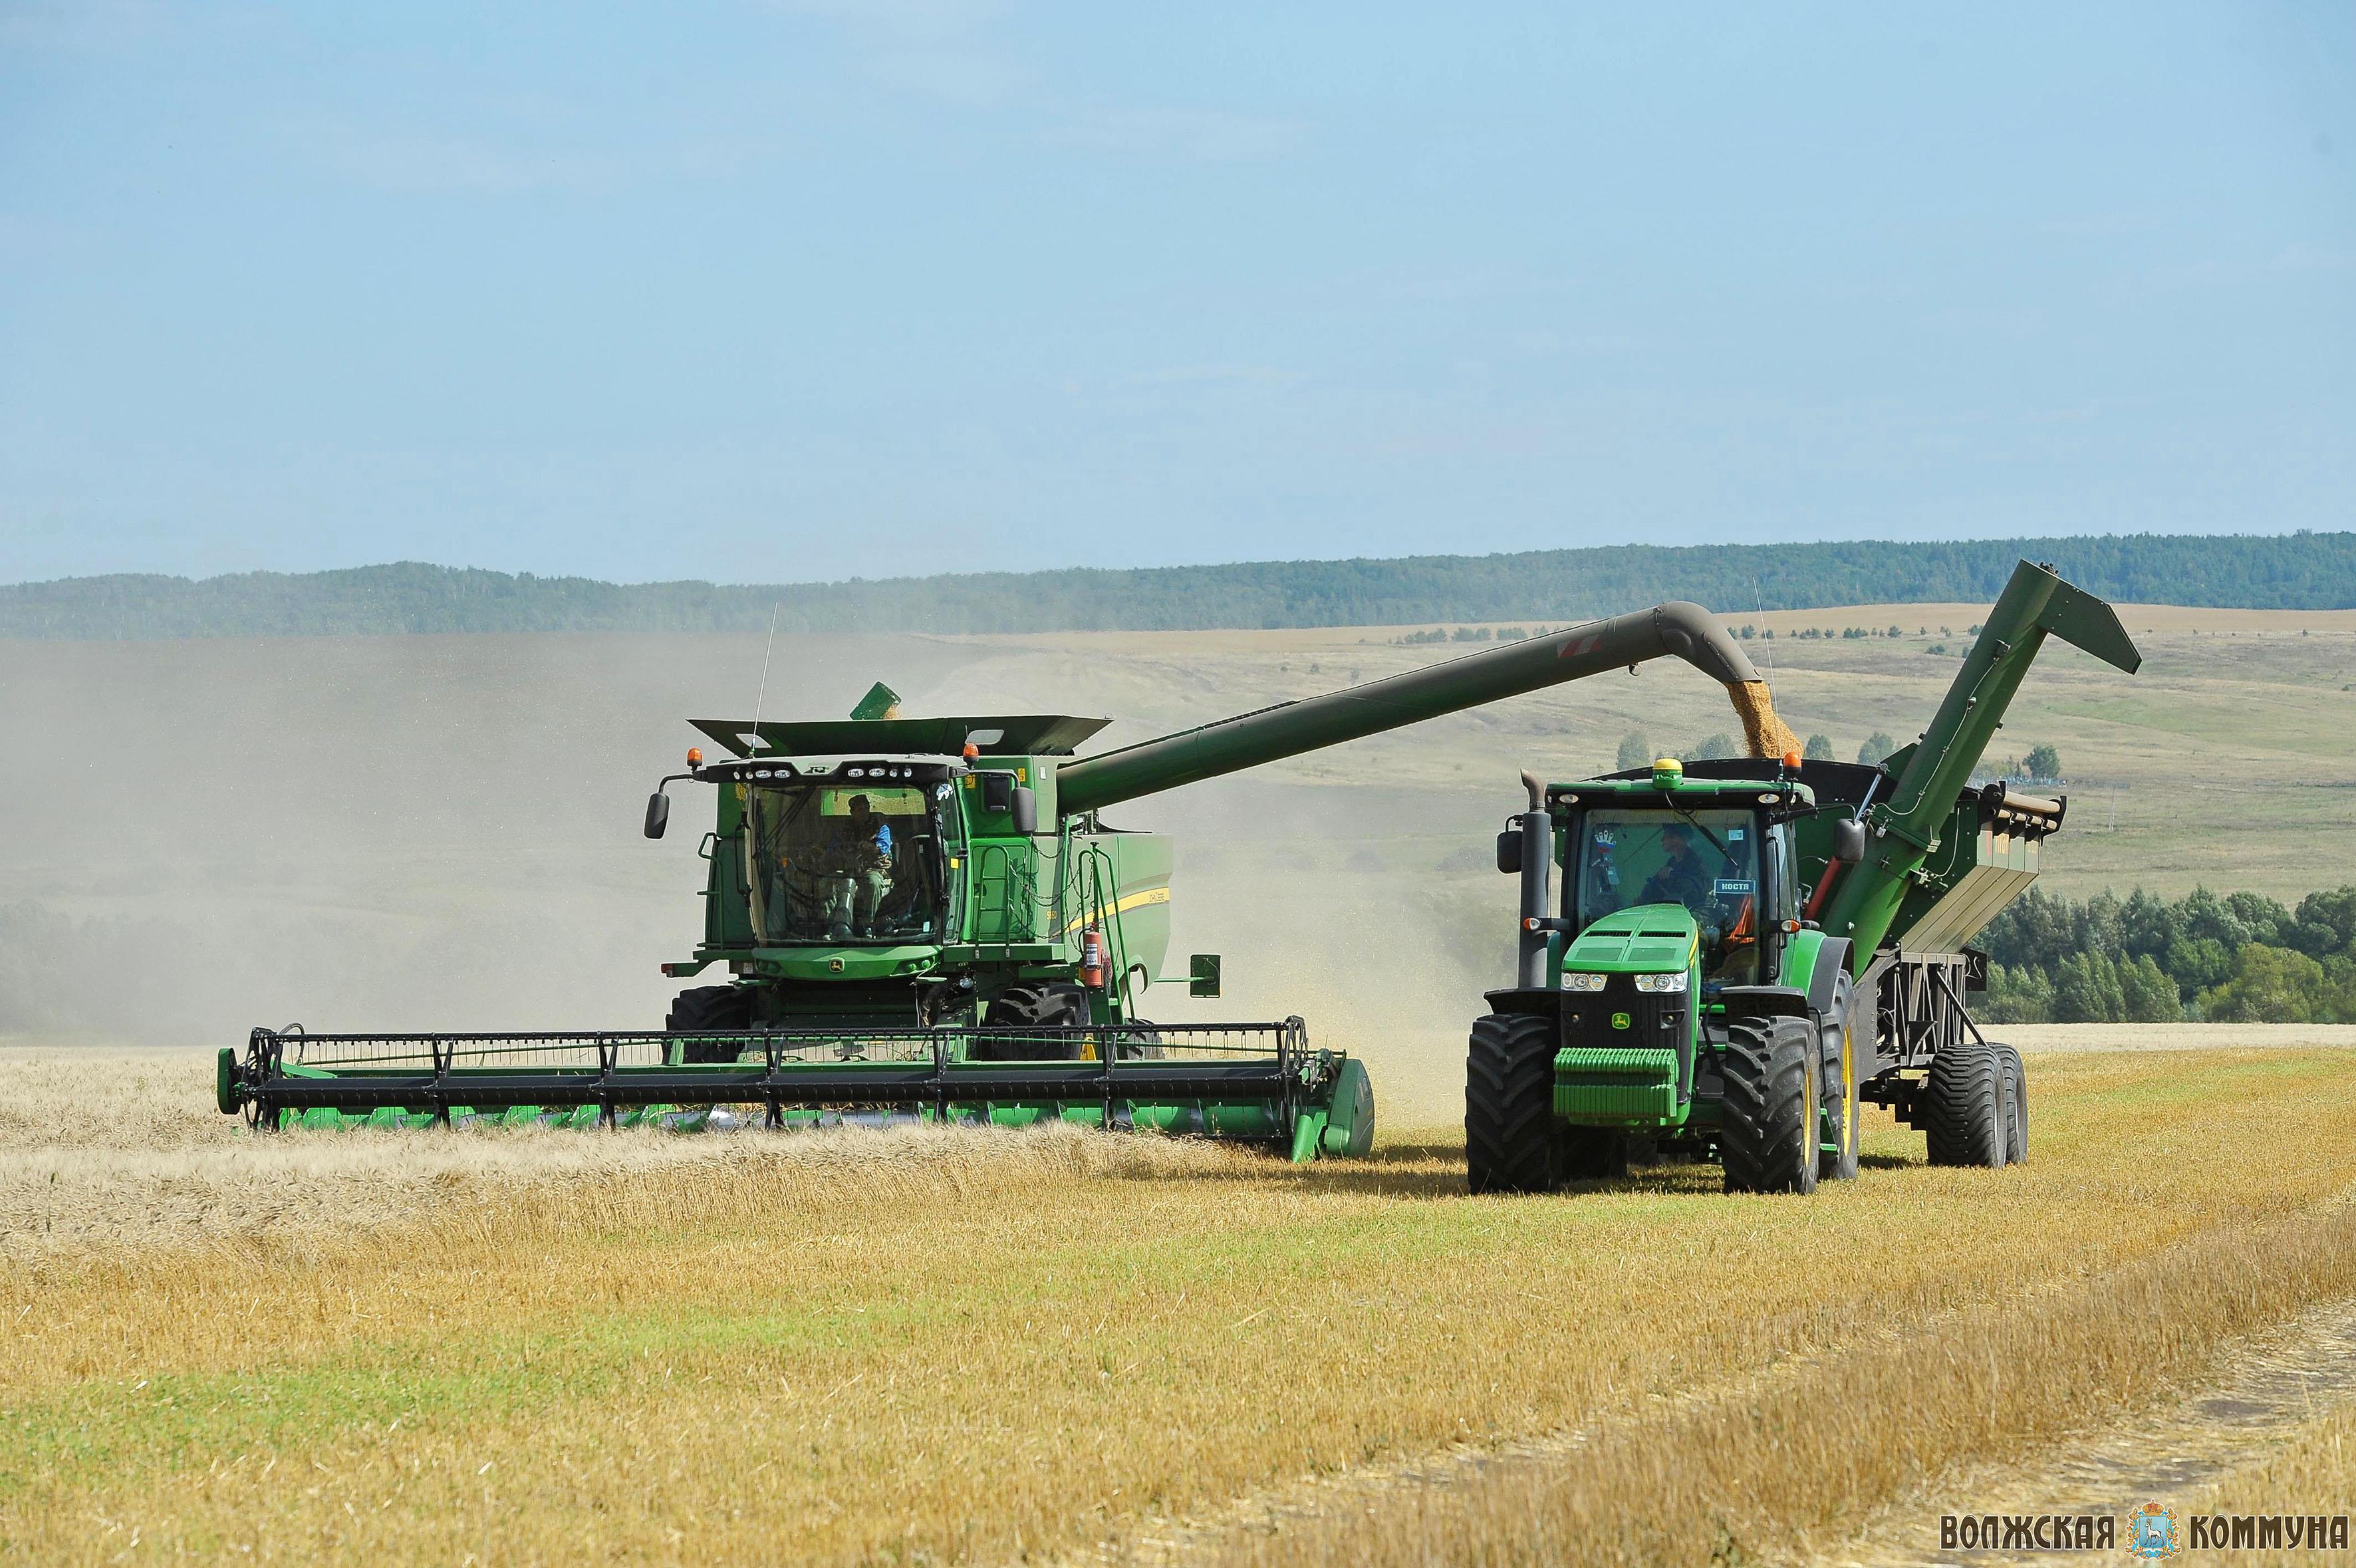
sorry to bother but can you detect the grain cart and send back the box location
[1466,561,2141,1194]
[219,602,1805,1160]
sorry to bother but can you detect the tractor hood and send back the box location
[1563,906,1700,974]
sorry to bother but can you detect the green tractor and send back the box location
[1466,561,2142,1194]
[220,600,1803,1161]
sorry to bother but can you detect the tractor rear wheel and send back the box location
[971,983,1090,1061]
[666,985,753,1065]
[1819,976,1861,1182]
[1720,1016,1819,1194]
[1996,1043,2028,1165]
[1466,1013,1559,1194]
[1923,1039,2004,1167]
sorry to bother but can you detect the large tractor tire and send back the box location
[666,985,753,1065]
[1720,1016,1819,1194]
[1996,1042,2028,1165]
[1466,1013,1559,1194]
[1922,1039,2005,1168]
[971,983,1090,1061]
[1819,976,1861,1182]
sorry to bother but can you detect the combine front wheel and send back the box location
[1922,1040,2004,1168]
[1720,1017,1819,1195]
[1466,1013,1558,1194]
[666,985,753,1065]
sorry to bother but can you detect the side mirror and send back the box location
[1495,827,1523,876]
[1832,816,1867,864]
[644,791,670,840]
[981,773,1015,813]
[1188,954,1222,999]
[1011,785,1037,837]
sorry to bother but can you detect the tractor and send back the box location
[1466,561,2141,1193]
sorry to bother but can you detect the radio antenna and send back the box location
[749,602,781,752]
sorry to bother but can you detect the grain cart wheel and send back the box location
[1922,1039,2004,1168]
[666,985,753,1065]
[971,983,1090,1061]
[1819,976,1861,1182]
[1466,1013,1559,1194]
[1996,1043,2028,1165]
[1721,1017,1819,1195]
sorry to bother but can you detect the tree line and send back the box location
[3,531,2350,640]
[1977,884,2356,1025]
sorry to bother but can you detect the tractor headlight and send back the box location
[1633,971,1690,993]
[1561,972,1609,992]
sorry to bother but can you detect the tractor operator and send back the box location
[1639,823,1712,910]
[822,793,894,940]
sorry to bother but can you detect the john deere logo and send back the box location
[1611,1011,1632,1030]
[829,958,845,974]
[2126,1504,2180,1559]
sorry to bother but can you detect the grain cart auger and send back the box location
[219,602,1803,1162]
[1465,560,2141,1196]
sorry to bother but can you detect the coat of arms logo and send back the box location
[2125,1503,2180,1559]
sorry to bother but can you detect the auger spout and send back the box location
[1820,559,2142,957]
[1057,602,1795,817]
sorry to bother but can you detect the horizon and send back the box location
[5,5,2351,584]
[6,525,2349,594]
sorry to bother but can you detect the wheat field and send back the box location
[6,1037,2356,1565]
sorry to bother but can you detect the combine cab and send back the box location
[1466,561,2142,1193]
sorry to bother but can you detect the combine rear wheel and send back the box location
[1923,1039,2004,1168]
[1466,1013,1558,1194]
[1996,1043,2028,1165]
[1720,1017,1818,1194]
[666,985,753,1065]
[1818,977,1861,1182]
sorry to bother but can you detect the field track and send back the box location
[5,1037,2356,1565]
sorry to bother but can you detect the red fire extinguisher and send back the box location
[1079,927,1109,989]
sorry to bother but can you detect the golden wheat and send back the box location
[2,1045,2353,1566]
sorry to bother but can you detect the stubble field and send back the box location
[5,1035,2356,1565]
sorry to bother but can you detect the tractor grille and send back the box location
[1556,973,1687,1125]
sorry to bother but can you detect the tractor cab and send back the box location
[1551,758,1811,1009]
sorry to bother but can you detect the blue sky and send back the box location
[2,3,2349,585]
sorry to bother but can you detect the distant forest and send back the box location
[4,531,2350,640]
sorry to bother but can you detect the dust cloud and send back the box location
[3,631,1526,1126]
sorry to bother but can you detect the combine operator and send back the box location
[822,793,896,941]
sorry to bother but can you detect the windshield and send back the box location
[745,782,953,944]
[1573,807,1765,985]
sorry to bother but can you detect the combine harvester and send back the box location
[1467,561,2140,1194]
[219,602,1805,1161]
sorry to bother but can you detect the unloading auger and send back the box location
[219,602,1801,1160]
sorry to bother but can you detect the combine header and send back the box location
[221,601,1805,1160]
[1466,561,2141,1194]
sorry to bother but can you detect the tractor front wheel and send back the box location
[1720,1016,1819,1194]
[1923,1039,2005,1168]
[1466,1013,1559,1194]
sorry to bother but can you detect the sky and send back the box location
[2,3,2351,587]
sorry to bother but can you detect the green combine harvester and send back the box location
[1466,561,2141,1194]
[218,601,1805,1160]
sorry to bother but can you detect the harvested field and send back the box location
[5,1037,2356,1564]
